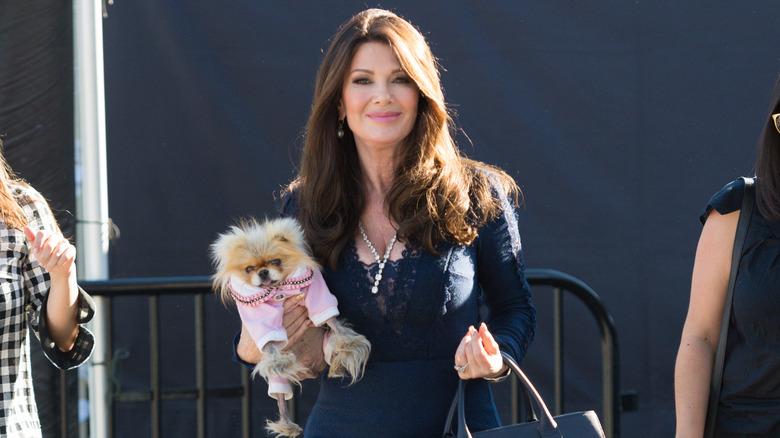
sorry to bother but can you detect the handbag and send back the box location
[443,352,605,438]
[703,177,755,437]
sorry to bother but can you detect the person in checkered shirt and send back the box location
[0,144,94,437]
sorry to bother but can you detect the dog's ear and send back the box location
[210,227,247,265]
[209,229,247,305]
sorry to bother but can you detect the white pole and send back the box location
[73,1,110,437]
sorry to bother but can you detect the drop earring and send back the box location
[337,119,345,139]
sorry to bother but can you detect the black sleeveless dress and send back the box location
[701,178,780,437]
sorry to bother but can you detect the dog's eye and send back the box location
[245,266,255,273]
[270,259,281,266]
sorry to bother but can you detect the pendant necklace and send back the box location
[358,223,398,294]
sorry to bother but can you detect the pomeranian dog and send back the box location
[210,217,371,437]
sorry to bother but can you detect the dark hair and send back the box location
[287,8,519,268]
[756,74,780,220]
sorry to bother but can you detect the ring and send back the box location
[453,363,469,373]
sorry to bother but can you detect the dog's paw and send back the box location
[327,332,371,384]
[252,351,307,387]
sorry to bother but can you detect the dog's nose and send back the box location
[258,269,269,281]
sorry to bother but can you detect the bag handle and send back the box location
[703,176,755,437]
[443,352,563,438]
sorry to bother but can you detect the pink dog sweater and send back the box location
[230,266,339,398]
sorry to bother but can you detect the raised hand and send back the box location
[23,226,76,278]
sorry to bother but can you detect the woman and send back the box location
[236,9,535,437]
[0,141,95,437]
[675,75,780,437]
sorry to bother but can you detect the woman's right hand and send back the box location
[236,294,327,379]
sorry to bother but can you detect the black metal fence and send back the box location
[525,269,633,438]
[51,269,628,437]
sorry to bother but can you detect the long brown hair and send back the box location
[756,74,780,221]
[0,140,30,230]
[288,8,519,268]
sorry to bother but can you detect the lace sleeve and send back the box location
[475,190,536,364]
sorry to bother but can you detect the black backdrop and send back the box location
[5,1,780,437]
[0,2,78,437]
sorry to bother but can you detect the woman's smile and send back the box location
[366,111,402,122]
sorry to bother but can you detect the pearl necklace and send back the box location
[358,223,398,294]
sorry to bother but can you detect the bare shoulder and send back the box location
[684,209,740,340]
[697,209,739,264]
[694,208,740,291]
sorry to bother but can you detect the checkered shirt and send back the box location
[0,184,95,437]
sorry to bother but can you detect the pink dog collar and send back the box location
[273,267,315,291]
[229,268,314,306]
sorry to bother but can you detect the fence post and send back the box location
[526,268,621,438]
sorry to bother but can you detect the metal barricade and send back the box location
[525,268,625,438]
[78,277,248,438]
[54,269,626,437]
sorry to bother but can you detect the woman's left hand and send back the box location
[23,226,76,279]
[454,322,507,379]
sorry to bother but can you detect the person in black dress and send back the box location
[675,74,780,436]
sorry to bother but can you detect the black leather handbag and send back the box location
[443,353,605,438]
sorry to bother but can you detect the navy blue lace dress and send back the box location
[292,189,535,437]
[234,186,536,437]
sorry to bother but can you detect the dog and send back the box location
[210,217,371,437]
